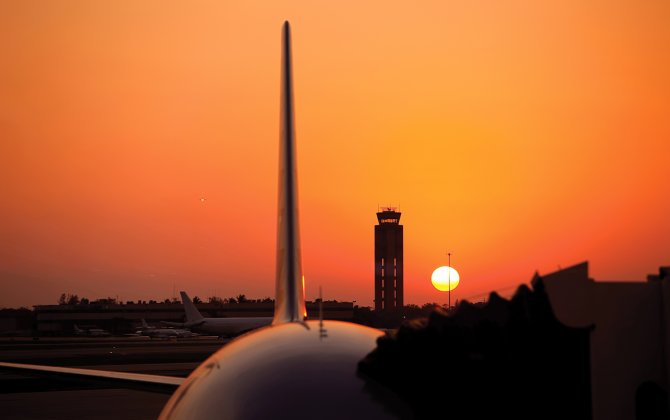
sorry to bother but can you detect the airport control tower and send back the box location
[374,208,403,311]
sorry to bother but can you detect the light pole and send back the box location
[448,252,452,310]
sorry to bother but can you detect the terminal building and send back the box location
[374,208,403,311]
[31,300,354,335]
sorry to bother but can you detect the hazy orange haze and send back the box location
[1,1,669,308]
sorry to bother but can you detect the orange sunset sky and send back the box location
[1,1,669,308]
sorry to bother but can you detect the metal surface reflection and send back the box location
[159,321,410,419]
[274,20,307,325]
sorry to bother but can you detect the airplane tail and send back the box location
[273,21,307,325]
[180,291,205,324]
[141,319,149,329]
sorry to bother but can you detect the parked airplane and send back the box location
[0,22,410,419]
[73,324,111,337]
[161,292,272,337]
[136,319,198,339]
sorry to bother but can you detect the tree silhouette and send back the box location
[58,293,80,305]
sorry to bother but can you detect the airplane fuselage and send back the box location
[190,317,272,337]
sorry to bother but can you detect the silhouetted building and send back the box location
[374,208,403,311]
[0,308,34,336]
[542,262,670,420]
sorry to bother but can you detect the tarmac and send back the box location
[0,336,227,419]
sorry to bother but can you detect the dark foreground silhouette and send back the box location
[358,277,593,420]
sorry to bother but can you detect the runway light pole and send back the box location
[448,252,451,310]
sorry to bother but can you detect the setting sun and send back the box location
[431,266,460,292]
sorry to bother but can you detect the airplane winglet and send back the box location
[273,21,307,324]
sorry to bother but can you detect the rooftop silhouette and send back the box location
[359,263,670,420]
[359,276,593,419]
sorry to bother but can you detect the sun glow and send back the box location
[431,266,460,292]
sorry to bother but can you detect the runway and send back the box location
[0,337,227,419]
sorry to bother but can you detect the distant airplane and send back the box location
[161,292,272,337]
[135,319,198,339]
[0,21,410,419]
[73,324,111,337]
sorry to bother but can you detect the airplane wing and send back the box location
[0,362,183,394]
